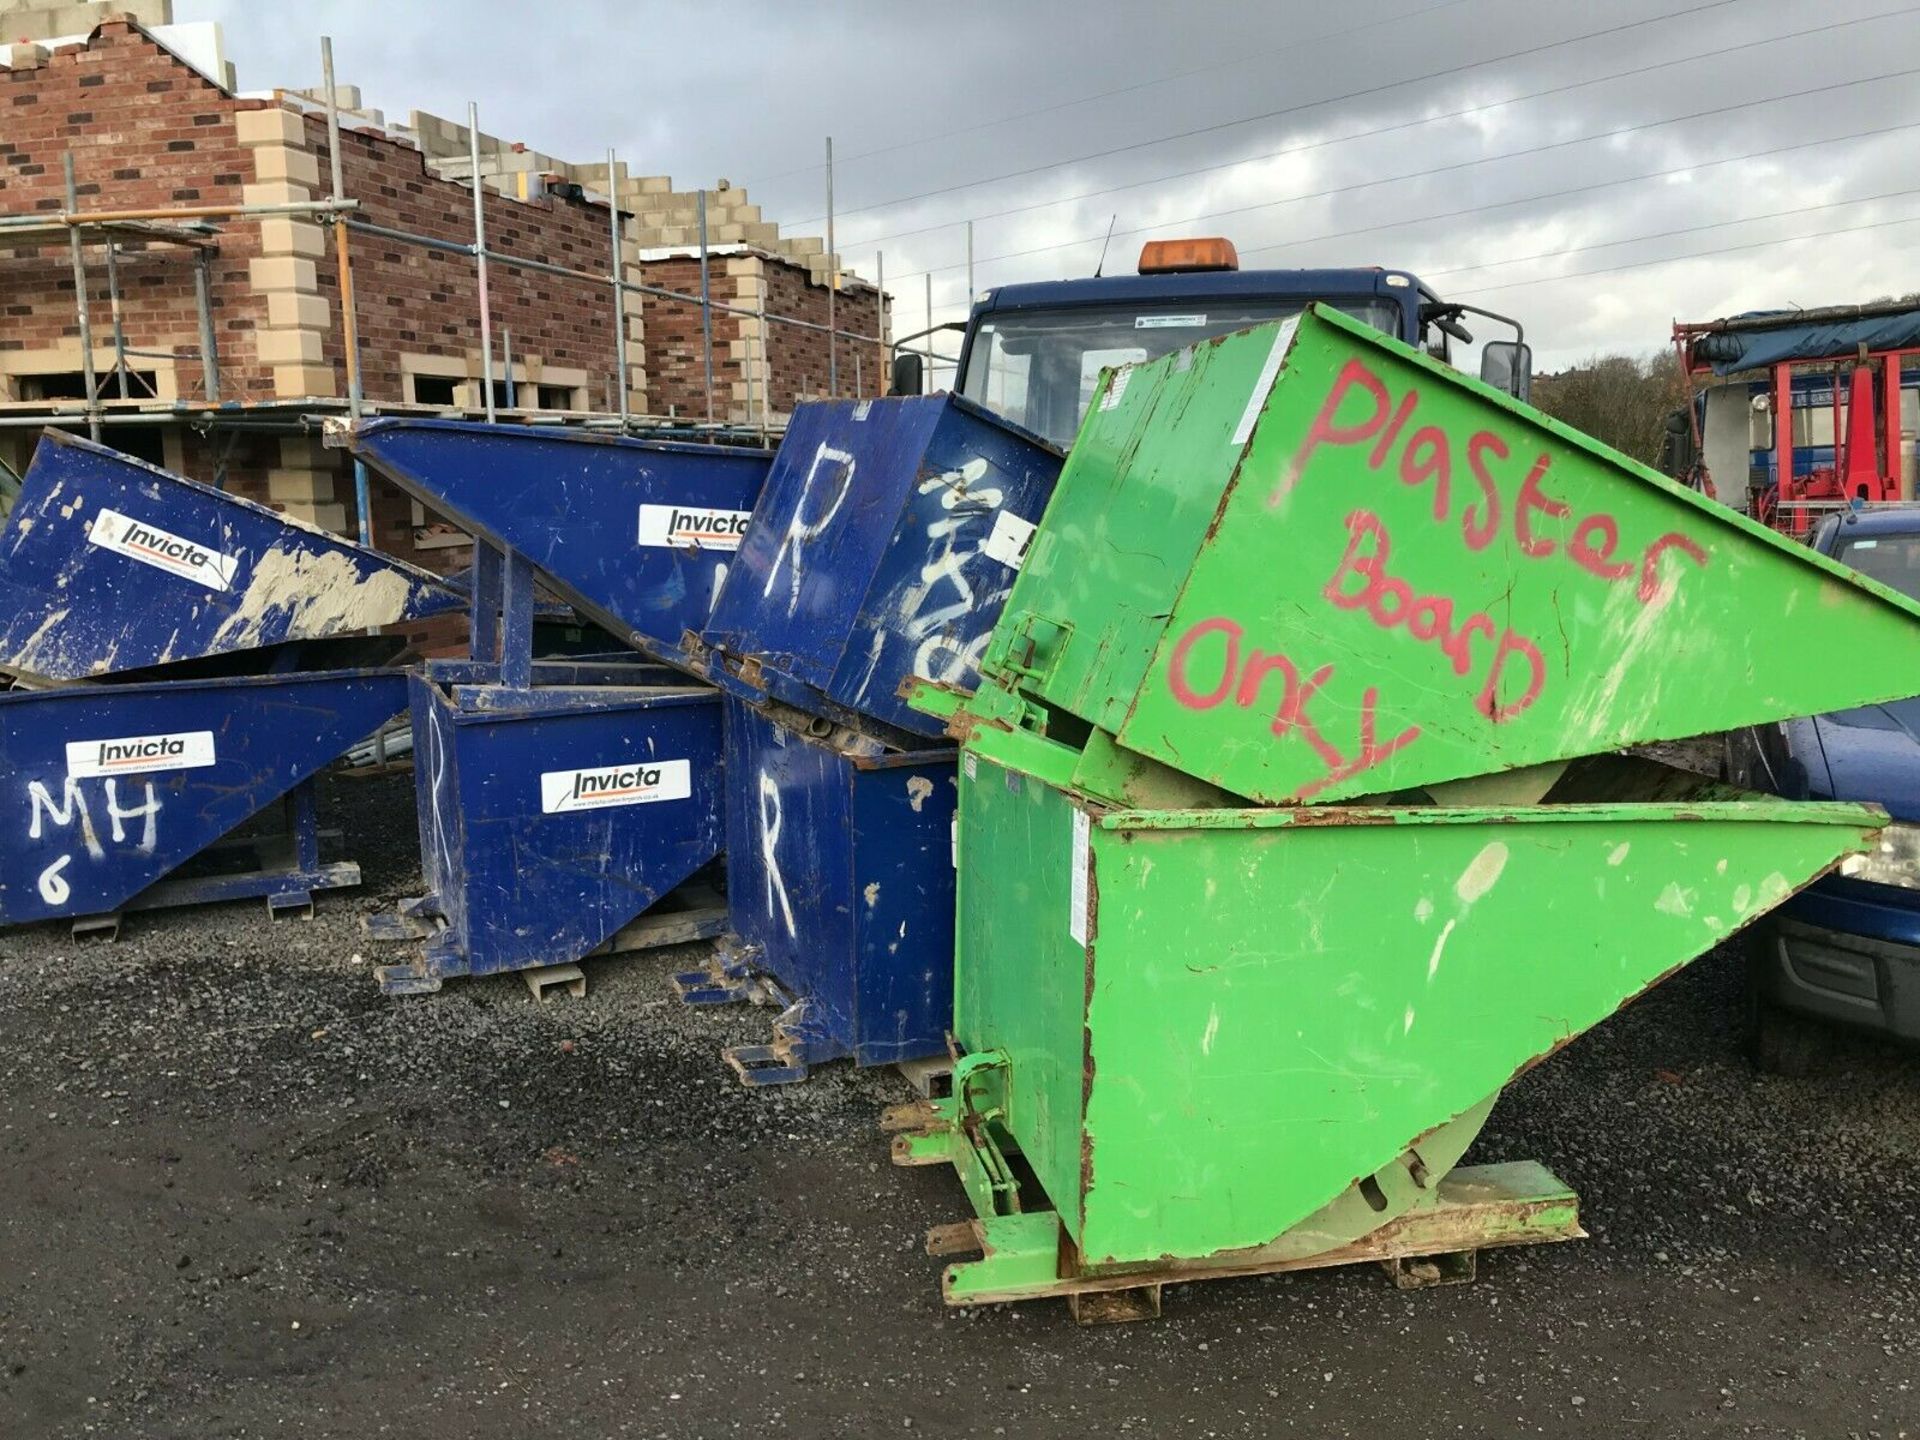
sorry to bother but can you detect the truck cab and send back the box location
[894,238,1528,450]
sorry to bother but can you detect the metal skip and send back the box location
[974,305,1920,804]
[897,306,1920,1315]
[344,421,772,991]
[0,431,460,680]
[699,396,1061,743]
[681,397,1061,1082]
[0,668,408,926]
[0,433,465,930]
[340,419,770,661]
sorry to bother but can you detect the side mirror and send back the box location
[889,352,924,397]
[1479,341,1532,403]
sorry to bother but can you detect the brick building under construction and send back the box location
[0,2,887,564]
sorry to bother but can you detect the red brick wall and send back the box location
[305,121,624,410]
[637,255,741,419]
[760,258,884,414]
[0,24,273,400]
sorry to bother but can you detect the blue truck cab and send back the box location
[893,239,1529,449]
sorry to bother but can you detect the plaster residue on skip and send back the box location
[1455,841,1509,905]
[211,548,424,648]
[905,776,934,812]
[1579,585,1677,744]
[8,606,72,671]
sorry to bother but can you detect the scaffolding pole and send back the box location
[469,103,496,424]
[323,35,375,551]
[192,250,220,404]
[0,198,354,231]
[61,153,102,441]
[102,237,131,398]
[825,135,836,398]
[698,188,715,421]
[607,147,629,429]
[876,250,886,395]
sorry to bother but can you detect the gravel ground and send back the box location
[1,769,1916,1439]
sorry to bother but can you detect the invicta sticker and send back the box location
[541,758,692,814]
[66,729,217,779]
[636,504,752,552]
[86,508,238,591]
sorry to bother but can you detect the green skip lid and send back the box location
[981,304,1920,805]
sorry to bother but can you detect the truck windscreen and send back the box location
[958,298,1402,447]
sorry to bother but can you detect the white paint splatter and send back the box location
[1731,883,1753,914]
[1427,918,1457,981]
[1413,897,1434,923]
[1654,882,1695,918]
[1403,1005,1416,1035]
[1201,1006,1220,1056]
[1607,843,1630,867]
[1455,841,1509,905]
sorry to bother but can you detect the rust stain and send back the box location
[1079,844,1100,1210]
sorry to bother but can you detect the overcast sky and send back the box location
[183,0,1920,370]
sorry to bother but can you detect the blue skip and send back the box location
[683,397,1062,1082]
[0,431,460,680]
[679,695,957,1083]
[0,667,408,929]
[0,435,474,932]
[347,421,770,992]
[698,395,1060,743]
[341,419,770,661]
[371,660,727,995]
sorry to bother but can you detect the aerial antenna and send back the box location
[1092,214,1118,277]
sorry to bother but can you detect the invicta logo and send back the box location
[636,503,751,552]
[123,522,215,570]
[574,764,663,800]
[100,736,187,766]
[87,507,237,591]
[65,729,217,779]
[541,758,692,814]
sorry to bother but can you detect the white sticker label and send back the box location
[982,511,1037,571]
[963,752,978,780]
[636,504,752,552]
[1230,314,1301,446]
[1099,366,1133,411]
[86,508,237,591]
[540,758,692,814]
[1069,809,1091,946]
[66,729,216,779]
[950,812,959,869]
[1136,314,1206,329]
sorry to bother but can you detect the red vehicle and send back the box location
[1672,303,1913,536]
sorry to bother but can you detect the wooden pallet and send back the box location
[885,1095,1585,1323]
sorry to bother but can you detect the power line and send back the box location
[839,6,1916,252]
[741,0,1479,186]
[788,0,1746,227]
[1232,118,1920,264]
[1424,187,1920,282]
[880,65,1920,286]
[1450,211,1920,299]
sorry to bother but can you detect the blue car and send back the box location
[1726,505,1920,1071]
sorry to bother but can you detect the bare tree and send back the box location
[1531,350,1689,468]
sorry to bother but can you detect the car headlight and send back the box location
[1840,822,1920,891]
